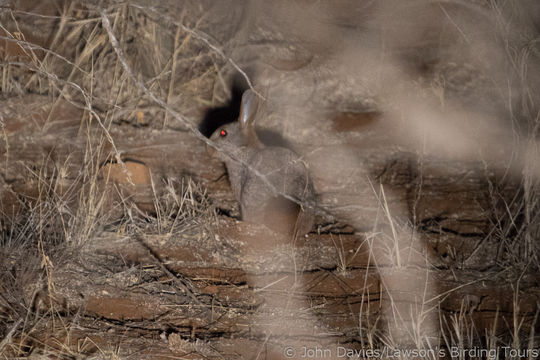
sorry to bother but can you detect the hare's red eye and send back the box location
[220,129,227,137]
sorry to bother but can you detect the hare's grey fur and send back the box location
[210,90,315,236]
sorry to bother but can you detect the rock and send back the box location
[100,160,151,186]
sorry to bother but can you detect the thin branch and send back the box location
[0,318,23,354]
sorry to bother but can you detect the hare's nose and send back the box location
[206,143,217,157]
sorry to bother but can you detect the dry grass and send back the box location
[0,0,538,358]
[0,2,224,357]
[128,176,217,236]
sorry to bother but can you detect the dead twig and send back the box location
[0,318,23,354]
[133,233,204,307]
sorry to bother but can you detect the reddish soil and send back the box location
[0,1,539,359]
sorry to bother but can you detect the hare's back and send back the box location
[245,147,313,199]
[250,146,307,175]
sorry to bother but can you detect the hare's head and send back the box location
[208,90,262,158]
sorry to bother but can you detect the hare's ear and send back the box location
[239,90,258,129]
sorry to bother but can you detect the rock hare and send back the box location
[209,90,315,237]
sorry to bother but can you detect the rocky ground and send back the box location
[0,0,539,359]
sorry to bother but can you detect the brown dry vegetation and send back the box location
[0,0,539,359]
